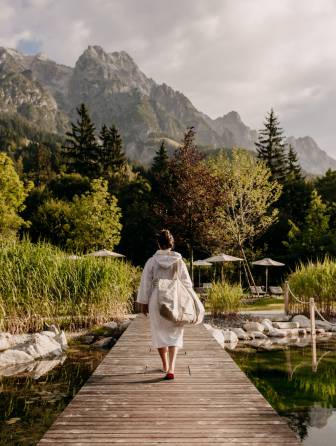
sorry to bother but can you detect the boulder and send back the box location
[80,335,95,345]
[249,339,271,349]
[103,321,118,331]
[93,337,114,349]
[40,331,56,338]
[315,320,333,330]
[260,319,273,332]
[298,328,307,336]
[273,322,299,330]
[250,331,268,339]
[286,328,299,337]
[292,315,310,328]
[0,333,12,351]
[119,319,131,331]
[231,328,250,340]
[222,330,239,343]
[55,331,68,350]
[268,328,287,338]
[15,333,62,359]
[0,349,34,366]
[243,322,265,333]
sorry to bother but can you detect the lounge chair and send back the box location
[249,286,266,297]
[269,286,283,296]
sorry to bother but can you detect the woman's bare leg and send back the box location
[158,347,168,372]
[168,346,178,374]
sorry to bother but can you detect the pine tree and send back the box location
[62,103,100,178]
[255,109,288,183]
[99,124,126,177]
[151,140,169,178]
[286,144,303,181]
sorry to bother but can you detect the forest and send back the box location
[1,105,335,276]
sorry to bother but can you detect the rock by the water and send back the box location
[15,333,63,359]
[231,327,250,340]
[40,331,56,338]
[103,321,118,331]
[0,349,34,366]
[80,335,95,345]
[250,331,268,339]
[292,315,310,328]
[55,331,68,350]
[268,328,287,338]
[93,337,114,349]
[119,319,131,331]
[204,325,225,347]
[243,322,265,333]
[260,319,273,332]
[273,322,299,330]
[0,333,12,351]
[222,330,239,343]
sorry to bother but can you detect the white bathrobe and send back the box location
[136,249,193,348]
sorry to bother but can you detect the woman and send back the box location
[136,229,193,380]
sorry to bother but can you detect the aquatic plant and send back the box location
[207,281,242,316]
[288,258,336,316]
[0,240,140,333]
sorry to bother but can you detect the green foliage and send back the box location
[32,179,122,252]
[156,127,217,272]
[0,153,31,239]
[285,189,334,259]
[255,109,288,183]
[288,258,336,316]
[99,124,127,178]
[208,149,282,250]
[62,104,100,178]
[0,240,140,333]
[207,282,242,316]
[287,144,303,181]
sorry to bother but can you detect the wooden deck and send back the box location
[38,315,301,445]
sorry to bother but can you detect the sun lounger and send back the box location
[249,286,266,297]
[268,286,283,296]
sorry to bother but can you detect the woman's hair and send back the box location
[157,229,174,250]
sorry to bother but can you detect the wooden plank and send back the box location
[38,315,301,445]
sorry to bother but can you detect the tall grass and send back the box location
[288,258,336,316]
[207,282,242,316]
[0,240,140,333]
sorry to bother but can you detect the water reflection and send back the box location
[230,337,336,445]
[0,346,106,446]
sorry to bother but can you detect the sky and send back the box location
[1,0,336,157]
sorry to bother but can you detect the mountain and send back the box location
[0,45,335,174]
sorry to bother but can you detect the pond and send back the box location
[0,345,107,446]
[229,337,336,445]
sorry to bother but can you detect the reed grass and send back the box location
[0,240,140,333]
[207,281,242,316]
[288,258,336,316]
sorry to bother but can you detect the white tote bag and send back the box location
[157,260,205,325]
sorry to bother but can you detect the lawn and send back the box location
[241,297,284,312]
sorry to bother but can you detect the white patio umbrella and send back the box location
[193,260,212,287]
[252,258,285,293]
[86,249,125,258]
[205,253,243,282]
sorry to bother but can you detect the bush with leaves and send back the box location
[0,153,31,239]
[207,282,242,316]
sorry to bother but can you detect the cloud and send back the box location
[1,0,336,157]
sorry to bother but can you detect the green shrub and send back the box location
[207,281,242,316]
[288,258,336,316]
[0,240,140,332]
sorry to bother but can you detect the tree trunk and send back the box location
[239,244,259,297]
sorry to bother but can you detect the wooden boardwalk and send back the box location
[39,315,301,445]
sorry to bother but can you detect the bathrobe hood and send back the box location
[153,250,182,269]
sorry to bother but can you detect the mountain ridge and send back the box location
[0,45,335,175]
